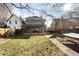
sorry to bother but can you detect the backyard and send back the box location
[0,35,65,56]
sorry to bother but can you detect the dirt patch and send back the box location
[57,37,79,53]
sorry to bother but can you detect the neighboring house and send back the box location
[49,17,71,33]
[70,11,79,18]
[69,11,79,27]
[50,16,79,33]
[68,12,79,32]
[68,17,79,33]
[69,17,79,27]
[23,16,46,33]
[50,17,66,32]
[6,14,25,30]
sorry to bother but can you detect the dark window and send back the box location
[9,20,11,24]
[15,20,17,24]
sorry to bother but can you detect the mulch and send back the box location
[58,38,79,53]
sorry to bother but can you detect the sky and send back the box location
[12,3,53,27]
[11,3,79,27]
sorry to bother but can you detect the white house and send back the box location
[6,14,25,30]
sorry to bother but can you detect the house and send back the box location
[49,17,72,33]
[6,14,25,35]
[6,14,25,29]
[50,17,65,32]
[50,16,79,33]
[23,16,46,33]
[68,17,79,33]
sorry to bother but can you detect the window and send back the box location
[15,20,17,24]
[9,20,11,24]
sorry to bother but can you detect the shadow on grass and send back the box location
[8,35,31,39]
[8,34,44,39]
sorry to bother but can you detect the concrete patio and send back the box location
[64,33,79,39]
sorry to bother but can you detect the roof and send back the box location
[6,14,25,24]
[25,16,46,25]
[19,16,26,24]
[6,14,14,22]
[26,16,46,21]
[26,16,42,19]
[6,14,18,22]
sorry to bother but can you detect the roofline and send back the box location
[19,16,26,24]
[6,14,25,23]
[6,14,13,22]
[26,16,46,21]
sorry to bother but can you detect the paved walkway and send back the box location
[45,35,53,38]
[64,33,79,39]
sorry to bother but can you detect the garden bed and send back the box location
[58,37,79,53]
[50,34,79,54]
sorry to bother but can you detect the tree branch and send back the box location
[3,3,12,15]
[11,3,34,14]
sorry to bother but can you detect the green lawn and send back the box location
[0,35,65,56]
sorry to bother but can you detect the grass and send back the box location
[0,35,65,56]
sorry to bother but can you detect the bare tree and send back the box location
[0,3,33,26]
